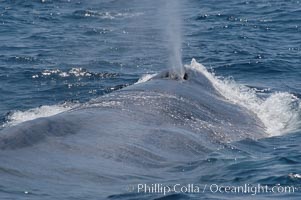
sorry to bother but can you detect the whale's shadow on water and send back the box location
[0,65,266,199]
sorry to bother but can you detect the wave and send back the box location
[187,59,301,136]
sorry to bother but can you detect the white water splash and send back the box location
[2,102,78,128]
[188,59,301,136]
[135,73,157,84]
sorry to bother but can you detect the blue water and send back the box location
[0,0,301,199]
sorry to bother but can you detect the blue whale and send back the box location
[0,65,265,199]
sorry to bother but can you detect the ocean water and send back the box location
[0,0,301,199]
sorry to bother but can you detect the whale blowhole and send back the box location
[159,70,188,81]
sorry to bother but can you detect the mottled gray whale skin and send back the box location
[0,67,265,199]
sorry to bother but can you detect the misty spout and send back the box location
[163,0,185,79]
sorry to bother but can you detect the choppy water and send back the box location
[0,0,301,199]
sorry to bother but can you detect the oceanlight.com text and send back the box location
[127,183,297,196]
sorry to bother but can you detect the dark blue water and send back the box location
[0,0,301,199]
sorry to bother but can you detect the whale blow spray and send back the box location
[163,0,184,79]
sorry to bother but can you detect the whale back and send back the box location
[0,67,265,154]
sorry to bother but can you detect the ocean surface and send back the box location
[0,0,301,199]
